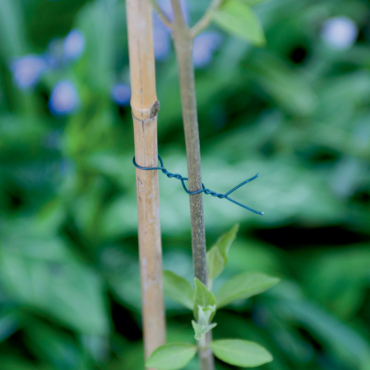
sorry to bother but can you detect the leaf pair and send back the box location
[164,223,279,313]
[159,224,280,369]
[212,0,266,46]
[146,339,273,369]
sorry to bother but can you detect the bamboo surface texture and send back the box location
[126,0,166,365]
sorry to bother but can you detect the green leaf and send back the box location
[194,279,216,320]
[214,224,239,264]
[216,272,280,308]
[192,321,217,340]
[212,1,266,46]
[163,271,194,310]
[207,224,239,281]
[207,247,225,281]
[197,305,216,325]
[210,339,273,367]
[145,343,198,370]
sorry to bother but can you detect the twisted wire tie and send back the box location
[133,156,264,216]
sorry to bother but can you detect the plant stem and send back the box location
[170,1,214,369]
[171,0,207,287]
[126,0,166,366]
[199,332,215,370]
[148,0,173,28]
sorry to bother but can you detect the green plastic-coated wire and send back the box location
[133,156,264,215]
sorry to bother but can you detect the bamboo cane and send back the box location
[126,0,166,365]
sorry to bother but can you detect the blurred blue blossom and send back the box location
[11,54,47,89]
[193,32,223,68]
[321,17,358,49]
[111,83,131,106]
[152,0,188,61]
[64,29,85,60]
[48,81,79,115]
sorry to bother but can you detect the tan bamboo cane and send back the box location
[126,0,166,365]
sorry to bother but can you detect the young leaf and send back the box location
[163,270,194,310]
[146,343,198,370]
[213,223,239,264]
[194,278,216,320]
[192,321,217,340]
[212,0,266,46]
[210,339,273,367]
[198,305,216,325]
[207,247,225,281]
[207,224,239,282]
[215,272,280,308]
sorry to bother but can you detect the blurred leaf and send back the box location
[0,357,52,370]
[163,270,194,310]
[248,51,317,116]
[210,339,273,367]
[75,0,116,92]
[145,343,198,370]
[216,272,280,308]
[0,235,110,335]
[0,0,27,57]
[0,310,19,343]
[278,300,370,368]
[300,245,370,319]
[212,1,266,46]
[23,321,88,370]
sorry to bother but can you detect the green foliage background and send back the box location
[0,0,370,369]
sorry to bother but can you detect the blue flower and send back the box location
[151,0,188,62]
[11,54,47,89]
[48,81,79,115]
[64,29,85,60]
[111,83,131,106]
[321,17,358,49]
[193,32,223,68]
